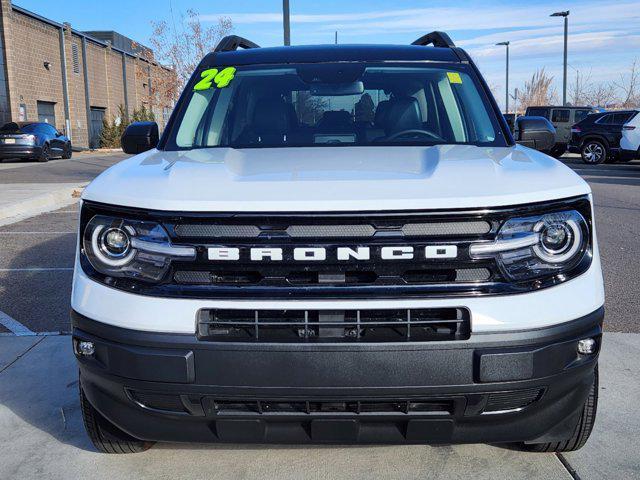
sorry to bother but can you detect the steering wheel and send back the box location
[385,129,444,142]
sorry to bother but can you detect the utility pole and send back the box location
[283,0,291,46]
[551,11,569,106]
[496,41,510,113]
[335,31,338,44]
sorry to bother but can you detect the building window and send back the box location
[37,101,56,125]
[72,43,80,74]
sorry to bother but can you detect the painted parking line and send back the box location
[0,309,34,336]
[0,267,73,272]
[0,232,76,235]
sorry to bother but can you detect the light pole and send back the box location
[551,10,569,106]
[496,41,510,113]
[283,0,291,46]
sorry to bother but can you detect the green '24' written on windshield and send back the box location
[193,67,237,91]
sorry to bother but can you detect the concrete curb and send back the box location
[0,184,85,227]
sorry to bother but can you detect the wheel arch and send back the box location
[581,135,610,149]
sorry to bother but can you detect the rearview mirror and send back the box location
[310,81,364,96]
[121,121,159,154]
[514,116,556,153]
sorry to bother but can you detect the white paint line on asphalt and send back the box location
[0,331,62,337]
[0,267,73,272]
[0,231,75,234]
[0,309,34,336]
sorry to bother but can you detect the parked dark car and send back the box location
[525,106,597,158]
[0,121,72,162]
[568,110,639,164]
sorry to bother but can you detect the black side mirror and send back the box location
[121,121,159,154]
[514,116,556,153]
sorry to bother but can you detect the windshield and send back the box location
[164,63,506,150]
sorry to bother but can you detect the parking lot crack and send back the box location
[556,453,582,480]
[0,336,46,375]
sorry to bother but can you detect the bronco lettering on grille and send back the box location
[207,246,458,261]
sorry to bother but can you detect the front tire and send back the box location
[550,145,566,159]
[523,367,598,452]
[581,140,607,164]
[80,382,154,454]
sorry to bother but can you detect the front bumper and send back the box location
[72,307,603,445]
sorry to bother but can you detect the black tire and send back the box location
[581,140,607,164]
[550,145,566,159]
[523,367,598,453]
[38,144,50,163]
[79,382,154,454]
[62,142,73,159]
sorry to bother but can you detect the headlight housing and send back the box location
[82,215,196,282]
[470,209,590,281]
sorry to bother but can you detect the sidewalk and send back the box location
[0,332,638,479]
[0,183,83,227]
[0,151,128,226]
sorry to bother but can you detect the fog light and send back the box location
[76,340,95,356]
[577,338,597,355]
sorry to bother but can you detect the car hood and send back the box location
[82,145,590,211]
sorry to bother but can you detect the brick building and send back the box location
[0,1,175,149]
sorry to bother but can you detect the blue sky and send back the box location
[17,0,640,108]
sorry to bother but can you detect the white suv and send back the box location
[621,108,640,161]
[71,33,604,453]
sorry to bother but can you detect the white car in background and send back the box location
[621,109,640,161]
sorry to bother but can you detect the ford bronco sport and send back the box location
[72,33,604,453]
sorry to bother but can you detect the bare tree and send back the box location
[585,82,617,108]
[149,9,232,92]
[569,69,592,106]
[517,69,558,110]
[615,58,639,108]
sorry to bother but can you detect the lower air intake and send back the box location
[197,307,470,343]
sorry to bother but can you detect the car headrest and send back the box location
[252,98,291,134]
[384,97,423,136]
[374,100,390,128]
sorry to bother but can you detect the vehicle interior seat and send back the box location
[237,98,295,145]
[383,97,424,138]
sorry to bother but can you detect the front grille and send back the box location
[197,307,470,343]
[175,267,491,286]
[174,220,491,239]
[80,196,593,299]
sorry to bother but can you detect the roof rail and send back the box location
[411,31,456,48]
[214,35,260,53]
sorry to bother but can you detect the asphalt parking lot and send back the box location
[0,153,639,479]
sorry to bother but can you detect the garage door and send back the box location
[37,101,56,125]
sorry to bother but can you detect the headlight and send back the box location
[83,215,196,282]
[469,210,589,281]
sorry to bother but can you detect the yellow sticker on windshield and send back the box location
[193,67,237,91]
[447,72,462,84]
